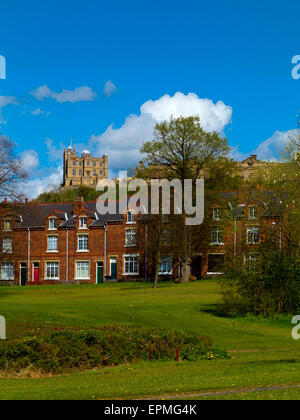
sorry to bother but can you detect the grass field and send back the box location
[0,280,299,400]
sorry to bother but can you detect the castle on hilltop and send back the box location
[62,147,108,189]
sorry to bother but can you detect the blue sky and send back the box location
[0,0,300,197]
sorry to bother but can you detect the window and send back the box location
[213,208,222,221]
[79,161,82,166]
[73,161,76,166]
[93,170,97,176]
[159,257,172,275]
[246,253,260,270]
[78,235,89,251]
[247,227,259,244]
[93,161,96,167]
[208,254,225,274]
[211,228,223,245]
[249,206,258,220]
[127,211,135,224]
[2,238,12,253]
[49,218,56,230]
[76,262,90,279]
[87,161,90,166]
[99,170,103,176]
[79,170,82,176]
[72,169,76,176]
[46,262,59,280]
[47,236,58,252]
[1,263,14,280]
[124,256,139,275]
[125,229,137,246]
[79,217,87,229]
[3,220,11,231]
[100,162,103,167]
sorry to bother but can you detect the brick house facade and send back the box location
[0,199,142,285]
[0,192,276,286]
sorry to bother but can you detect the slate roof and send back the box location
[13,202,123,229]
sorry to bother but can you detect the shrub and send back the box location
[0,326,228,374]
[174,278,182,283]
[188,275,197,282]
[221,243,300,317]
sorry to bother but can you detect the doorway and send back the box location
[110,258,117,280]
[20,263,26,286]
[191,256,202,279]
[33,263,39,284]
[97,262,104,284]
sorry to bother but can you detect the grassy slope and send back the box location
[0,280,299,400]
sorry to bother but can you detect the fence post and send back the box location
[176,346,179,362]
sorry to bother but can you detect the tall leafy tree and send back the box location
[140,116,241,282]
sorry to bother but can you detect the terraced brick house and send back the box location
[0,191,277,285]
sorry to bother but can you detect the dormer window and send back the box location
[213,208,222,221]
[79,217,87,229]
[127,211,135,224]
[3,220,11,231]
[249,206,258,220]
[49,218,57,230]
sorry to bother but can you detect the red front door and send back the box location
[34,264,39,283]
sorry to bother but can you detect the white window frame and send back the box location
[3,220,11,231]
[159,256,173,275]
[79,217,87,229]
[247,226,260,244]
[213,208,222,221]
[127,211,135,224]
[45,262,59,280]
[123,254,139,275]
[2,237,12,253]
[246,253,260,270]
[207,253,225,275]
[49,218,57,230]
[249,206,258,220]
[125,229,137,247]
[47,236,58,252]
[77,235,89,252]
[1,263,14,281]
[211,228,224,245]
[75,261,90,280]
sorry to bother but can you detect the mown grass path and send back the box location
[0,280,299,400]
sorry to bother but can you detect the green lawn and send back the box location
[0,280,299,400]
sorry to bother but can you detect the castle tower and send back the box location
[62,147,109,189]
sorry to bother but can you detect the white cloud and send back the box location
[21,167,63,199]
[20,150,39,172]
[31,108,51,117]
[90,92,232,171]
[103,80,117,98]
[231,129,300,162]
[253,129,300,161]
[0,95,17,125]
[30,85,97,103]
[45,138,67,163]
[141,93,232,133]
[0,95,17,108]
